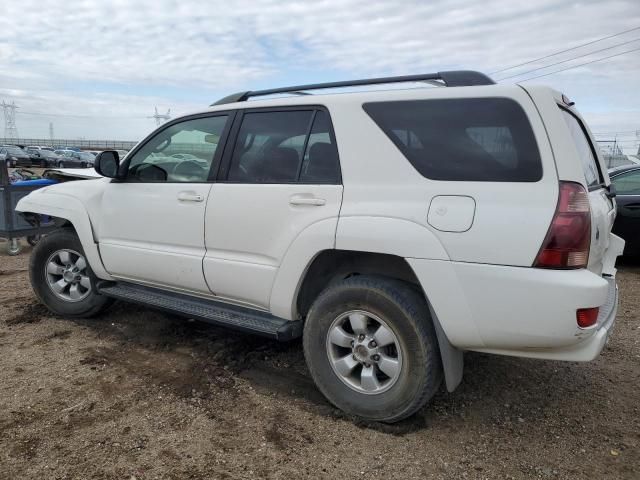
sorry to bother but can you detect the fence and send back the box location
[0,138,138,150]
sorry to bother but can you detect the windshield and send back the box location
[5,147,24,155]
[78,152,94,160]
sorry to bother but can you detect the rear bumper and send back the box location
[408,258,619,362]
[470,277,617,361]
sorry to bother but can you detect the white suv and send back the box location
[16,71,624,422]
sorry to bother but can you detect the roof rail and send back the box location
[211,70,495,106]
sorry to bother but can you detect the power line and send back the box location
[490,26,640,74]
[496,38,640,81]
[517,46,640,82]
[17,110,147,119]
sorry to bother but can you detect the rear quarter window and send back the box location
[363,97,543,182]
[559,109,602,188]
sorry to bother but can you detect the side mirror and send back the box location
[94,150,120,178]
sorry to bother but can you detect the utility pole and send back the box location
[49,122,54,144]
[148,107,171,127]
[1,100,19,140]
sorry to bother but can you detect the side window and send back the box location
[228,110,314,183]
[126,115,228,182]
[560,110,602,188]
[364,98,543,182]
[611,170,640,195]
[299,111,341,184]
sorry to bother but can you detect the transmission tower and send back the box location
[148,107,171,126]
[1,101,19,140]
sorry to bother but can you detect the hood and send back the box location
[23,177,111,211]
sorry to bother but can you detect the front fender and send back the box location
[16,192,113,280]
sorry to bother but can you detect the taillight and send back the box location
[534,181,591,269]
[576,307,599,328]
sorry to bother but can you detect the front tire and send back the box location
[29,228,112,317]
[303,276,442,423]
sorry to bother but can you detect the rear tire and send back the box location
[303,275,442,423]
[29,228,112,317]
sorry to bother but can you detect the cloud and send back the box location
[0,0,638,146]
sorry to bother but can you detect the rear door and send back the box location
[558,107,618,274]
[203,107,343,309]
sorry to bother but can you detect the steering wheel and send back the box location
[172,160,207,181]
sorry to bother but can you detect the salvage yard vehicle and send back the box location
[608,164,640,257]
[52,150,92,168]
[16,71,624,423]
[2,145,32,167]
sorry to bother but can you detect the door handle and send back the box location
[177,191,204,202]
[289,195,326,206]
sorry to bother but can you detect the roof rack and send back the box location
[212,70,495,106]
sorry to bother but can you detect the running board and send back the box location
[97,282,302,341]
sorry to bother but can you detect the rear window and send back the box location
[560,109,602,188]
[363,98,542,182]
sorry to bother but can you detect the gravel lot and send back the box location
[0,240,638,479]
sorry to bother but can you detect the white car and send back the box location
[16,71,624,422]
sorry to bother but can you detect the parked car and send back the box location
[1,145,32,167]
[69,151,95,167]
[50,150,92,168]
[609,164,640,256]
[26,149,64,168]
[115,149,129,160]
[27,145,55,152]
[16,70,624,423]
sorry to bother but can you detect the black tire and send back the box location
[29,228,112,318]
[303,275,442,423]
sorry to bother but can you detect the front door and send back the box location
[204,108,343,309]
[611,168,640,255]
[98,113,231,293]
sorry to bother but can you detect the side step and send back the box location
[97,282,302,341]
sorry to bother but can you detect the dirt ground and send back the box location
[0,240,638,480]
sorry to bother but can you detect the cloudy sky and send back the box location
[0,0,639,152]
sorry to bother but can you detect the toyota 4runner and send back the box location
[16,70,624,422]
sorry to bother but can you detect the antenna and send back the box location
[148,106,171,126]
[1,100,19,140]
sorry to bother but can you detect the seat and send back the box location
[260,146,300,182]
[303,142,340,183]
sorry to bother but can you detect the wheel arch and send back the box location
[293,249,465,393]
[15,193,113,280]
